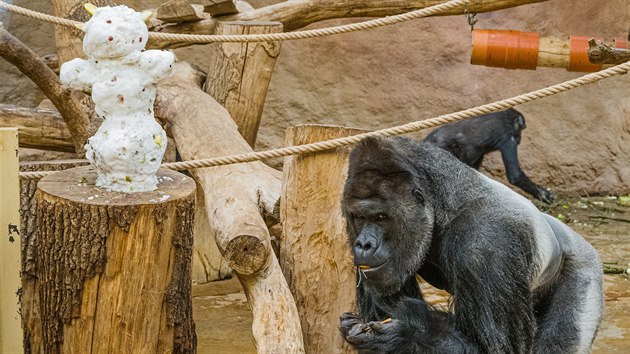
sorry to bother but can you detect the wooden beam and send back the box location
[0,103,75,152]
[280,124,366,354]
[156,62,304,353]
[203,21,283,147]
[157,0,209,23]
[200,0,238,17]
[0,128,22,354]
[150,0,550,49]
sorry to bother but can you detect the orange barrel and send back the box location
[471,29,540,70]
[568,35,603,72]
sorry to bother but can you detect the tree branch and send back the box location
[149,0,550,49]
[587,38,630,64]
[0,24,93,155]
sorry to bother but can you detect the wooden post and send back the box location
[19,160,89,353]
[203,21,283,148]
[0,128,22,354]
[280,124,366,354]
[24,166,196,353]
[157,62,304,353]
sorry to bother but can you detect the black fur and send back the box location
[339,136,603,354]
[424,108,554,203]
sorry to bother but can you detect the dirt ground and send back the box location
[192,195,630,353]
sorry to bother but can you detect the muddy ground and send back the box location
[192,195,630,353]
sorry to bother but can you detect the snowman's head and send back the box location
[82,5,150,59]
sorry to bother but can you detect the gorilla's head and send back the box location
[342,137,435,295]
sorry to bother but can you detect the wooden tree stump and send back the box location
[280,124,366,354]
[24,165,196,353]
[203,21,283,148]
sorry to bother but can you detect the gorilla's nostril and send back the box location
[364,244,371,251]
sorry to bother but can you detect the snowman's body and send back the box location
[60,5,174,192]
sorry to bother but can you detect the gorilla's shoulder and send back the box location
[350,136,464,171]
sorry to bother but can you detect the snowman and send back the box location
[60,3,175,192]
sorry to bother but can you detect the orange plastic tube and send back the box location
[568,35,603,72]
[471,29,540,70]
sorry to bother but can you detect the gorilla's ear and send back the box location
[349,137,412,176]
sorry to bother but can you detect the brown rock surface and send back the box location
[2,0,630,194]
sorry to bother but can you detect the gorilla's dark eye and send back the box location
[413,189,425,204]
[376,214,388,220]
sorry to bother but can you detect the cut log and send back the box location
[200,0,238,17]
[25,166,196,353]
[203,21,283,148]
[157,0,209,23]
[151,0,550,49]
[20,159,89,354]
[0,103,74,152]
[156,61,304,353]
[280,124,364,354]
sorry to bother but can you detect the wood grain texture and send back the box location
[280,124,366,354]
[25,166,196,353]
[203,21,283,148]
[156,62,304,353]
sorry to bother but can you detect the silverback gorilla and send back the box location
[424,108,555,203]
[339,136,603,354]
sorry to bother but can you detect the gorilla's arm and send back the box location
[500,139,555,203]
[341,277,475,353]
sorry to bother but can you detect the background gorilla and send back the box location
[339,136,603,353]
[424,108,555,203]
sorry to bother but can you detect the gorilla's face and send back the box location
[343,164,434,296]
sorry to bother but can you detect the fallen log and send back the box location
[156,62,304,353]
[0,103,74,152]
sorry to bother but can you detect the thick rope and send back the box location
[0,0,472,43]
[18,60,630,180]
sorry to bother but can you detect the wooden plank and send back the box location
[200,0,238,17]
[0,128,23,354]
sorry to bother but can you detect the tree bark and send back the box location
[0,24,93,155]
[151,0,550,48]
[25,166,196,353]
[156,62,304,353]
[280,124,364,354]
[20,159,89,354]
[0,103,74,152]
[203,21,283,148]
[588,38,630,64]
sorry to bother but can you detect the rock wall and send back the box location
[2,0,629,195]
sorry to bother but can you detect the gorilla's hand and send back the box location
[340,313,404,352]
[339,312,362,337]
[538,188,556,204]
